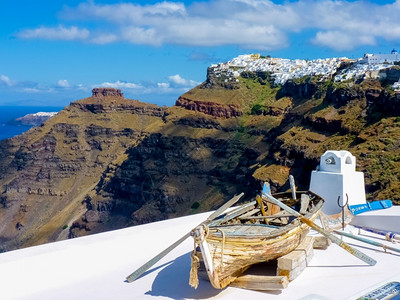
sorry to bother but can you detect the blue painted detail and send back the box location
[262,182,271,195]
[357,281,400,300]
[349,200,393,215]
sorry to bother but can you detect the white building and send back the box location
[361,49,400,64]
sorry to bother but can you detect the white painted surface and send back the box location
[310,150,366,214]
[351,205,400,233]
[1,208,400,300]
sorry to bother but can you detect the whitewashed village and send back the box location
[211,49,400,89]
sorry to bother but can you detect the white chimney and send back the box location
[309,150,366,215]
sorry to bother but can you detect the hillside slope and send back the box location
[1,68,399,251]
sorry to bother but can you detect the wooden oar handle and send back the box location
[126,192,244,283]
[300,216,376,266]
[263,193,377,266]
[126,232,191,282]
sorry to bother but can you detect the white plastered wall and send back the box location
[310,150,366,215]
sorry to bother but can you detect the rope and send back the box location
[386,232,392,242]
[189,224,209,289]
[385,232,399,243]
[214,228,226,269]
[189,246,200,289]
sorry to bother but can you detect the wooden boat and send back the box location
[189,191,324,289]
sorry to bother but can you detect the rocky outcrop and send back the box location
[366,89,400,115]
[70,98,167,117]
[175,97,243,118]
[200,67,240,89]
[325,86,365,107]
[378,67,400,83]
[174,117,222,130]
[277,78,318,99]
[92,88,123,97]
[305,116,346,134]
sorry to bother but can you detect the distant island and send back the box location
[7,111,58,126]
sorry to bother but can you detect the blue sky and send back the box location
[1,0,400,107]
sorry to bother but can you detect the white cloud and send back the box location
[95,76,199,96]
[77,84,90,91]
[157,82,170,88]
[57,79,70,88]
[1,77,87,95]
[168,74,200,87]
[23,87,43,93]
[90,33,119,44]
[16,0,400,51]
[0,75,13,86]
[121,26,162,46]
[99,80,143,89]
[59,0,397,50]
[63,1,186,23]
[294,0,400,50]
[168,74,187,85]
[312,31,376,51]
[17,25,89,40]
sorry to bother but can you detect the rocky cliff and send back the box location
[175,96,243,118]
[1,70,399,252]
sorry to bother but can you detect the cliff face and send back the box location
[1,72,400,252]
[0,90,169,250]
[175,96,243,118]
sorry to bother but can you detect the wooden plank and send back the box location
[268,217,289,225]
[300,194,310,215]
[239,212,292,220]
[277,236,314,281]
[279,261,307,281]
[266,201,281,215]
[313,235,332,250]
[208,201,256,226]
[240,208,261,218]
[230,275,289,291]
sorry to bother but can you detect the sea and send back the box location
[0,106,63,141]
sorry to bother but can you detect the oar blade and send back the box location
[207,192,244,221]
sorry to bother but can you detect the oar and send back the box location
[256,196,267,216]
[262,193,377,266]
[126,192,244,283]
[334,230,400,254]
[352,225,400,243]
[289,175,296,200]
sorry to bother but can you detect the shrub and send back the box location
[191,202,200,209]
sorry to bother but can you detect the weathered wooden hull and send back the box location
[191,191,323,289]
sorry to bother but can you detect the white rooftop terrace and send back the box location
[1,206,400,300]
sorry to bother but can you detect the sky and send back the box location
[1,0,400,107]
